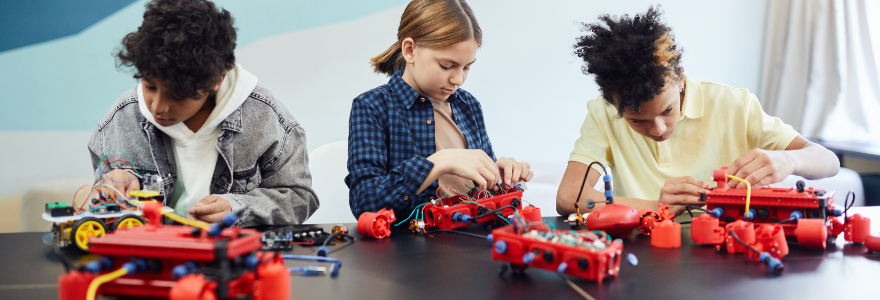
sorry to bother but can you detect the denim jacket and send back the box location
[88,85,319,226]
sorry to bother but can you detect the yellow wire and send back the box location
[86,267,128,300]
[726,175,751,218]
[162,210,211,231]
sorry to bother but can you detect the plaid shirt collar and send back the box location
[389,71,460,109]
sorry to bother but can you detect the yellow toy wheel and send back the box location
[112,215,146,231]
[70,217,106,252]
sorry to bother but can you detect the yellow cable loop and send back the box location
[161,210,211,231]
[726,175,751,218]
[86,267,128,300]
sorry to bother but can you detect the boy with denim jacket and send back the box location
[89,0,318,226]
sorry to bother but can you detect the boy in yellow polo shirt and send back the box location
[556,7,840,216]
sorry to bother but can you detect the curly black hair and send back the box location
[574,6,683,117]
[116,0,236,99]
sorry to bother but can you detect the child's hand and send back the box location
[427,149,500,191]
[727,148,795,189]
[99,169,140,199]
[496,157,533,187]
[658,176,709,215]
[188,195,232,223]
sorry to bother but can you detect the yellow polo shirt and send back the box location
[569,75,799,200]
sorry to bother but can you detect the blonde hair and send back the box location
[653,31,682,86]
[371,0,482,76]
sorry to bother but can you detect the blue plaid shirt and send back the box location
[345,71,496,218]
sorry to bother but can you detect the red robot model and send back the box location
[491,207,626,283]
[568,163,640,237]
[57,202,290,300]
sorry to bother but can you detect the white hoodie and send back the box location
[137,63,259,216]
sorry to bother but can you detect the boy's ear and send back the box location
[401,38,416,64]
[213,73,226,92]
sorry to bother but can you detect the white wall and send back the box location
[0,0,769,198]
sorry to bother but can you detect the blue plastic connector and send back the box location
[487,234,493,243]
[221,212,238,227]
[494,240,508,254]
[767,258,784,274]
[710,207,725,218]
[557,262,568,274]
[745,208,757,220]
[604,190,614,198]
[317,246,329,257]
[627,253,638,266]
[208,223,223,237]
[245,254,260,269]
[121,262,138,274]
[452,212,472,223]
[829,208,843,217]
[789,210,803,221]
[133,259,147,273]
[85,261,102,274]
[759,252,772,262]
[603,174,611,183]
[171,264,190,279]
[522,252,535,264]
[99,257,113,270]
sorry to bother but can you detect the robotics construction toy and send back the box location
[57,202,290,300]
[634,166,878,274]
[491,206,627,283]
[43,174,169,252]
[357,185,524,238]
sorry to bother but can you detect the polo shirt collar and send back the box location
[389,70,460,109]
[681,74,703,120]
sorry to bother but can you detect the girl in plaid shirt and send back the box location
[345,0,533,218]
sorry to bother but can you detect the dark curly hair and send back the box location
[574,6,683,117]
[116,0,236,99]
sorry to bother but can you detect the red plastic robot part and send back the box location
[357,208,396,239]
[651,220,681,248]
[725,221,756,254]
[637,203,674,235]
[793,219,828,250]
[586,203,640,237]
[691,214,726,245]
[865,235,880,252]
[844,214,871,243]
[750,224,789,260]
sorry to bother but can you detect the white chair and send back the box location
[306,141,356,224]
[774,167,864,207]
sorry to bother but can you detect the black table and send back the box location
[2,207,879,299]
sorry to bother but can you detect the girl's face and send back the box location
[401,38,479,101]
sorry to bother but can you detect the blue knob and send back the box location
[710,207,724,218]
[222,212,238,227]
[789,210,803,221]
[557,262,568,274]
[627,253,638,266]
[487,234,493,243]
[494,240,508,254]
[523,252,535,264]
[85,261,102,274]
[317,246,329,257]
[745,209,756,220]
[171,265,189,279]
[245,254,259,269]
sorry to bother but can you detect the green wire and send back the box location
[544,221,556,230]
[497,214,512,224]
[496,182,505,194]
[98,149,141,175]
[393,202,428,226]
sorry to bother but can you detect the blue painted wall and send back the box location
[0,0,408,131]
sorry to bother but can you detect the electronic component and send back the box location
[57,202,290,300]
[491,219,624,283]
